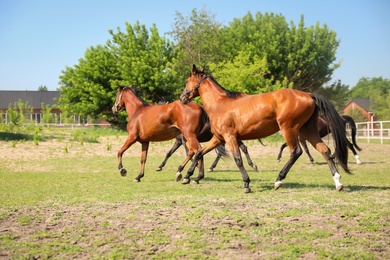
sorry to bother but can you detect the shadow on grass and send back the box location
[0,131,34,141]
[314,161,386,166]
[197,178,390,192]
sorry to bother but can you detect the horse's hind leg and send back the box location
[156,137,183,171]
[277,143,288,162]
[299,137,314,164]
[302,132,344,191]
[274,142,302,190]
[238,140,258,171]
[347,140,361,164]
[134,142,149,182]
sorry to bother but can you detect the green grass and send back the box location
[0,137,389,259]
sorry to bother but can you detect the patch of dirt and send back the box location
[1,136,389,259]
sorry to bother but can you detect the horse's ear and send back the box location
[117,83,122,90]
[200,67,205,73]
[192,64,197,75]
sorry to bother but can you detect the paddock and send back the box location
[0,129,389,259]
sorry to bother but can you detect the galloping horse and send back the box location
[180,65,351,193]
[112,85,207,182]
[277,115,362,164]
[156,132,259,173]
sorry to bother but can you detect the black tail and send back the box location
[342,115,362,151]
[311,93,351,173]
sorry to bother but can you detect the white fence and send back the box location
[352,120,390,144]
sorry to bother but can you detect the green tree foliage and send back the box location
[41,103,55,124]
[215,12,340,92]
[38,85,48,91]
[107,22,179,101]
[209,51,280,93]
[59,44,118,118]
[318,80,350,113]
[6,100,32,126]
[349,77,390,120]
[168,6,223,83]
[59,22,177,123]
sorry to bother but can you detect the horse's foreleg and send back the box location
[225,136,251,193]
[208,147,222,172]
[156,137,183,171]
[175,150,195,182]
[183,135,223,184]
[117,136,137,177]
[238,140,258,171]
[134,142,149,182]
[193,154,204,184]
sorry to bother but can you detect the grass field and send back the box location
[0,128,389,259]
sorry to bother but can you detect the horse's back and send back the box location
[214,88,316,140]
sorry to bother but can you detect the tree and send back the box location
[107,22,179,101]
[209,50,281,94]
[58,44,118,119]
[349,77,390,120]
[58,22,178,124]
[318,80,350,113]
[216,12,340,92]
[168,6,223,82]
[38,85,48,91]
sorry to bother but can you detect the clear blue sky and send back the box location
[1,0,389,91]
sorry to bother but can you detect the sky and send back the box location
[0,0,389,91]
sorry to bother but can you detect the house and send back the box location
[0,90,62,124]
[343,98,376,122]
[0,90,109,126]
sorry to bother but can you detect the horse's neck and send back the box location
[124,94,144,117]
[199,81,227,112]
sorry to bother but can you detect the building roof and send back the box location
[0,90,60,109]
[345,98,371,112]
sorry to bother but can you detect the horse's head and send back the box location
[180,64,208,104]
[112,85,131,114]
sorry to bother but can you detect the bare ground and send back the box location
[0,136,389,259]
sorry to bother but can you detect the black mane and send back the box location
[196,70,244,99]
[128,86,150,106]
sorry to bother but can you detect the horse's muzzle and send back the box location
[112,106,119,114]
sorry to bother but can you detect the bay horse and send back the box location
[180,65,351,193]
[277,115,362,164]
[112,85,207,182]
[156,133,259,173]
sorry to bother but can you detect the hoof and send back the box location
[274,181,283,190]
[356,160,362,165]
[244,188,251,193]
[156,167,162,172]
[192,180,199,184]
[336,184,343,191]
[175,172,182,182]
[182,178,190,185]
[134,179,140,183]
[253,165,258,172]
[120,168,127,177]
[207,168,213,172]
